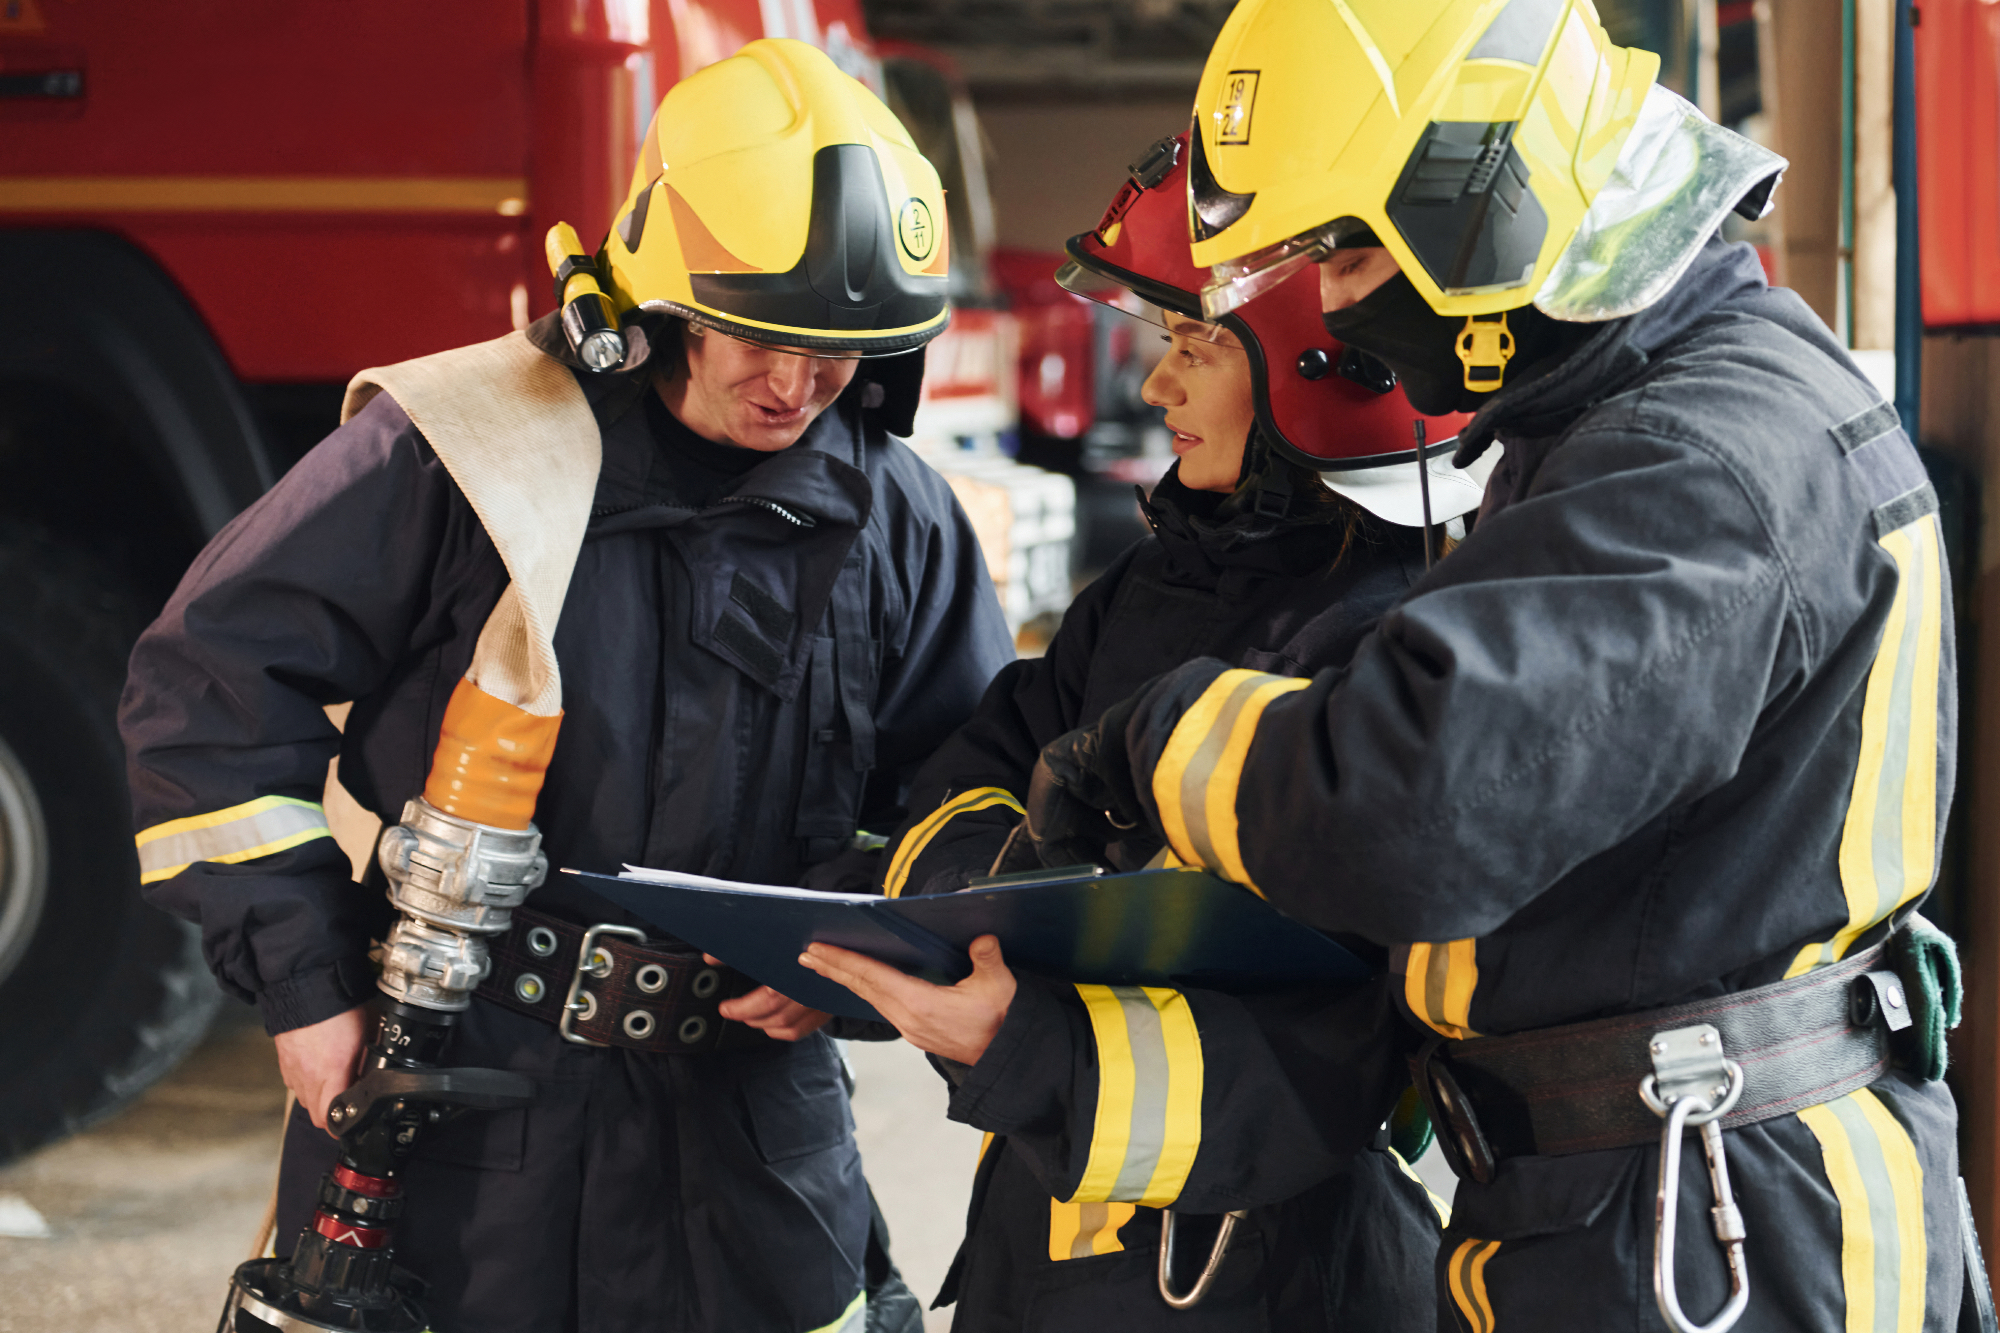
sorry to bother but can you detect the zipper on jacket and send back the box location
[719,496,817,528]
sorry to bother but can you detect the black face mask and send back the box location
[1319,273,1472,414]
[1320,273,1587,416]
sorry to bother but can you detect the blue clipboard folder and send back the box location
[566,864,1369,1023]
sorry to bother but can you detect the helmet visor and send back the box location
[1054,259,1240,348]
[1199,218,1378,320]
[683,313,912,360]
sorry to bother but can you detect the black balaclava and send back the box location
[1320,272,1588,416]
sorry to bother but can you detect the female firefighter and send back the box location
[799,133,1487,1331]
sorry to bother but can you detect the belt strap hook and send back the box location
[560,923,646,1046]
[1641,1023,1750,1333]
[1157,1209,1250,1309]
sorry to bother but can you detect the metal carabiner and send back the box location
[1640,1025,1749,1333]
[1157,1209,1249,1309]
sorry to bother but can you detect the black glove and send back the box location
[1019,694,1150,870]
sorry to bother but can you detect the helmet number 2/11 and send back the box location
[898,199,935,261]
[1218,71,1259,145]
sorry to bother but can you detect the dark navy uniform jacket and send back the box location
[881,469,1446,1332]
[1114,240,1963,1331]
[117,344,1014,1333]
[121,362,1011,1033]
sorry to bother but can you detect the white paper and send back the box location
[615,865,881,904]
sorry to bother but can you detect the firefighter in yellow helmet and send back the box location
[122,39,1011,1333]
[1010,2,1977,1330]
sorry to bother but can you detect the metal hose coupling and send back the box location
[376,796,548,1011]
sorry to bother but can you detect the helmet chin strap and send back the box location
[1455,313,1515,393]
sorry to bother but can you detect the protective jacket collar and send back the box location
[1454,236,1770,467]
[1140,461,1414,587]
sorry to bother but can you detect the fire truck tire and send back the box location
[0,526,220,1165]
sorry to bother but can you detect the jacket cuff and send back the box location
[258,957,373,1036]
[948,971,1069,1131]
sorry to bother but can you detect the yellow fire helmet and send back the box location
[1188,0,1659,321]
[570,38,951,362]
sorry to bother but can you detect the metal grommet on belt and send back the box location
[514,973,545,1004]
[572,990,598,1023]
[677,1015,709,1045]
[527,926,559,957]
[623,1009,656,1040]
[691,968,721,1000]
[635,963,668,994]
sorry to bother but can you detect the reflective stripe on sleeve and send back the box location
[1069,984,1203,1206]
[1046,1197,1139,1261]
[801,1289,867,1333]
[1798,1088,1928,1333]
[1404,938,1481,1039]
[1447,1238,1502,1333]
[1789,513,1946,977]
[882,786,1023,898]
[135,796,332,885]
[1151,668,1308,894]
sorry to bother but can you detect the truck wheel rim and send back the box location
[0,734,49,989]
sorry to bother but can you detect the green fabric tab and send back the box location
[1892,912,1962,1081]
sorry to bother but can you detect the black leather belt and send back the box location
[1413,940,1910,1183]
[476,907,767,1055]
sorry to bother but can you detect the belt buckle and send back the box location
[1412,1037,1497,1186]
[560,923,646,1047]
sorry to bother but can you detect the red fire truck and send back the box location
[0,0,1055,1161]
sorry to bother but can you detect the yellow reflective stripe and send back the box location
[135,796,331,885]
[1404,938,1481,1039]
[1070,984,1204,1206]
[1447,1237,1501,1333]
[801,1289,867,1333]
[978,1131,996,1164]
[1387,1145,1452,1226]
[1046,1197,1139,1261]
[1151,669,1307,895]
[882,787,1022,898]
[1789,514,1945,977]
[0,175,529,215]
[1798,1089,1928,1333]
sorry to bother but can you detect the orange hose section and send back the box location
[422,678,562,830]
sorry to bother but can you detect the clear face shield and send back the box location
[1053,258,1243,349]
[1199,218,1379,321]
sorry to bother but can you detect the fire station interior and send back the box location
[0,0,1994,1328]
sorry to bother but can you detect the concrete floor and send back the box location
[0,1004,981,1333]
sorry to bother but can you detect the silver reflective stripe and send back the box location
[136,796,331,884]
[1174,674,1267,870]
[1111,987,1174,1201]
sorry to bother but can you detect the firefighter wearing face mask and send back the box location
[798,133,1483,1332]
[120,40,1013,1333]
[1019,4,1975,1330]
